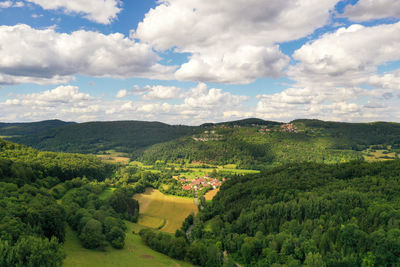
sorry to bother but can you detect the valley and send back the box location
[1,118,400,267]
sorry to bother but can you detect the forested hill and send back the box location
[0,119,74,137]
[294,119,400,150]
[201,118,282,127]
[140,160,400,266]
[8,120,198,154]
[3,119,400,165]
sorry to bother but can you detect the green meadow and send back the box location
[63,222,194,267]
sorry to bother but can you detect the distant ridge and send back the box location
[2,118,400,160]
[201,118,282,127]
[0,119,75,136]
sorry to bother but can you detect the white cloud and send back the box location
[116,89,129,98]
[5,85,92,107]
[116,85,184,100]
[1,83,250,125]
[342,0,400,22]
[141,85,184,100]
[26,0,122,24]
[288,23,400,88]
[0,1,12,8]
[254,22,400,122]
[0,24,175,85]
[184,83,248,108]
[135,0,339,84]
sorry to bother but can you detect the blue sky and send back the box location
[0,0,400,124]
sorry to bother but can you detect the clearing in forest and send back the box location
[134,188,197,233]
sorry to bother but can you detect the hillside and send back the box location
[140,160,400,266]
[3,118,400,168]
[138,119,400,168]
[0,119,74,137]
[8,120,198,154]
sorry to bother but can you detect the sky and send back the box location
[0,0,400,125]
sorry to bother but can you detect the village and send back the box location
[258,123,299,133]
[180,174,224,191]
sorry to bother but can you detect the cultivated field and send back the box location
[96,155,131,164]
[204,189,219,201]
[134,188,197,233]
[63,222,193,267]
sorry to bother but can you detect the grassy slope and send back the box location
[134,188,198,233]
[63,222,193,267]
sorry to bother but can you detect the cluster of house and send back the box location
[258,123,299,134]
[180,175,223,191]
[280,123,298,132]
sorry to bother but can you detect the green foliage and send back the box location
[0,119,73,137]
[108,188,139,222]
[0,236,65,267]
[79,219,106,249]
[138,128,363,168]
[146,160,400,266]
[0,139,119,265]
[10,121,197,154]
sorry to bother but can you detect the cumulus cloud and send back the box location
[0,1,23,8]
[1,83,250,124]
[0,24,175,85]
[183,83,248,108]
[25,0,122,24]
[288,23,400,88]
[342,0,400,22]
[116,85,184,100]
[0,1,12,8]
[255,22,400,122]
[135,0,339,84]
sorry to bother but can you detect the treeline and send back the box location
[0,139,115,185]
[140,160,400,266]
[60,179,139,249]
[113,165,195,197]
[0,138,117,266]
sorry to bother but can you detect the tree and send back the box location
[79,219,106,249]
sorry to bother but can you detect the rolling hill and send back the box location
[0,119,74,137]
[8,120,198,154]
[2,118,400,168]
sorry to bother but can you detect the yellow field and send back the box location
[96,155,130,164]
[204,189,219,201]
[134,188,197,233]
[138,215,166,230]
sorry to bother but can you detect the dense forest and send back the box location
[0,120,74,137]
[138,128,363,168]
[4,119,400,165]
[9,121,198,154]
[0,138,139,266]
[140,160,400,266]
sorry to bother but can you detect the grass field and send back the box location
[363,149,398,162]
[96,155,131,164]
[98,187,116,200]
[63,222,193,267]
[134,188,197,233]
